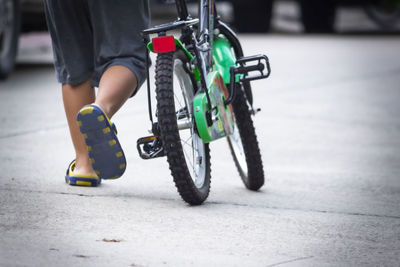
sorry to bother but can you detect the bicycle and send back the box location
[137,0,271,205]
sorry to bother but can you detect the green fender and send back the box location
[193,71,234,143]
[213,34,236,84]
[213,34,242,84]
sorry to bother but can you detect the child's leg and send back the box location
[94,65,138,119]
[64,66,136,177]
[62,79,96,176]
[72,66,136,180]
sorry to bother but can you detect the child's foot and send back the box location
[73,160,98,177]
[65,160,101,187]
[77,104,127,180]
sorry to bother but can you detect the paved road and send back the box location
[1,35,400,266]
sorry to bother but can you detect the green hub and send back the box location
[193,71,235,143]
[193,34,239,143]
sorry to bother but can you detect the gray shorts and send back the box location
[44,0,150,90]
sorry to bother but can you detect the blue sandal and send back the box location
[77,104,126,180]
[65,160,101,187]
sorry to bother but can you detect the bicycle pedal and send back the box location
[234,54,271,82]
[137,135,165,160]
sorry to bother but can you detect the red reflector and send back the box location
[152,36,176,53]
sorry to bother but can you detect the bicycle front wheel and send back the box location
[155,51,211,205]
[227,85,264,190]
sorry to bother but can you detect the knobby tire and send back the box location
[228,87,265,190]
[155,52,211,205]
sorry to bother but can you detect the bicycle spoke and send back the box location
[181,135,200,157]
[180,135,192,148]
[182,145,195,171]
[174,93,184,110]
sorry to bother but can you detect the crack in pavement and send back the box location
[265,256,314,267]
[1,187,399,220]
[206,200,400,220]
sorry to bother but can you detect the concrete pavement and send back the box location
[0,35,400,266]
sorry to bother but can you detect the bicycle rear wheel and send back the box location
[227,85,264,190]
[155,51,211,205]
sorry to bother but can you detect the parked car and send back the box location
[0,0,46,79]
[0,0,19,79]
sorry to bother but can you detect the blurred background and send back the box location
[1,2,400,265]
[1,0,400,78]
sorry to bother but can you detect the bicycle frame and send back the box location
[175,0,214,79]
[174,0,189,20]
[141,0,270,144]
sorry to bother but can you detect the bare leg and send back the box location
[64,66,137,176]
[62,79,96,176]
[94,65,138,119]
